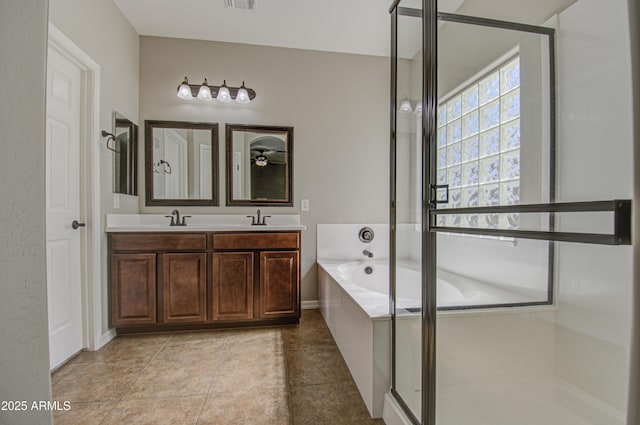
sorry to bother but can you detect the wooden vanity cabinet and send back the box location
[109,233,207,328]
[211,232,301,321]
[110,253,157,326]
[162,253,207,324]
[212,252,254,321]
[260,251,299,319]
[108,230,300,332]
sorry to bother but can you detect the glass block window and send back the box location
[437,56,520,229]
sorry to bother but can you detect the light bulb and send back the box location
[217,80,232,103]
[197,78,213,101]
[235,81,251,104]
[415,101,423,114]
[177,77,193,100]
[399,98,412,112]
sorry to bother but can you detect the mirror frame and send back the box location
[225,123,294,207]
[112,111,138,196]
[145,120,219,206]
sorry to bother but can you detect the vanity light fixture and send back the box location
[197,78,213,101]
[177,77,193,100]
[399,97,413,112]
[217,80,232,103]
[176,76,256,103]
[415,100,423,114]
[235,82,251,104]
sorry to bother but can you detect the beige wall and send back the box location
[49,0,140,334]
[0,1,52,424]
[139,36,390,301]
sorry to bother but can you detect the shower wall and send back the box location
[396,1,633,421]
[434,0,633,419]
[554,0,633,410]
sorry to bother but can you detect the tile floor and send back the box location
[51,309,384,425]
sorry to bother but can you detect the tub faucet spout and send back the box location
[362,249,374,258]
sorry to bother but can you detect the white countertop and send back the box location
[105,214,306,232]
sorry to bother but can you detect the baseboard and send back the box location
[301,300,319,310]
[98,328,116,350]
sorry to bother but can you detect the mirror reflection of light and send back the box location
[399,98,413,112]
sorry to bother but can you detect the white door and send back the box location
[233,151,243,198]
[199,144,212,198]
[46,46,84,370]
[163,129,188,199]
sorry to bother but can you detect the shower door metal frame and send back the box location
[389,4,419,423]
[421,5,631,425]
[389,3,431,423]
[388,3,563,423]
[390,2,631,424]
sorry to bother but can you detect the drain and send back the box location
[364,266,373,275]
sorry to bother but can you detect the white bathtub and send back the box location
[322,260,545,314]
[318,258,550,420]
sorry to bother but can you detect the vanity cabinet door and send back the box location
[111,253,157,326]
[162,253,207,324]
[259,251,299,319]
[212,252,254,321]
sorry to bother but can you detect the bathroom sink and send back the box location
[104,214,306,232]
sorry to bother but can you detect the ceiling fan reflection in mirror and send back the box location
[251,147,286,167]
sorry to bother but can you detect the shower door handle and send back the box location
[430,184,449,205]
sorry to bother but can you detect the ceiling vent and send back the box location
[224,0,255,10]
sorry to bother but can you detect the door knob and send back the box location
[71,220,86,230]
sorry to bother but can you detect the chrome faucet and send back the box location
[362,249,374,258]
[165,209,190,226]
[246,209,271,226]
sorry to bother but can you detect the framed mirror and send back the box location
[226,124,293,206]
[145,120,219,206]
[113,112,138,195]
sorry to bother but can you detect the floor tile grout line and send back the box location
[282,325,300,425]
[193,333,229,425]
[97,332,176,425]
[52,334,176,423]
[54,311,377,424]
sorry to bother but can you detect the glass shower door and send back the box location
[390,1,423,422]
[430,2,634,425]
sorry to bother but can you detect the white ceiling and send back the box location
[113,0,576,58]
[113,0,393,57]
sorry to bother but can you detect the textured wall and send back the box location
[138,37,390,302]
[0,1,53,424]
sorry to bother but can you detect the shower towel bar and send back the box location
[430,199,631,245]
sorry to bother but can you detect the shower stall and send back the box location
[388,1,634,424]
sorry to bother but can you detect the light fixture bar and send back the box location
[176,77,256,103]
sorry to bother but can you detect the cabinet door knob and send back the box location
[72,220,86,230]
